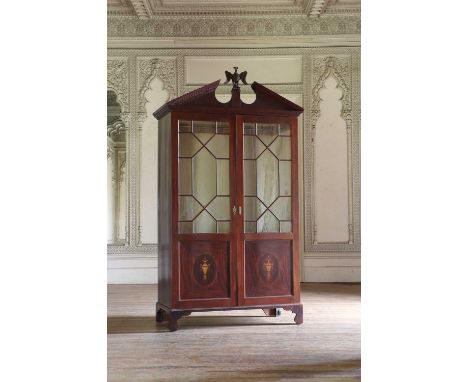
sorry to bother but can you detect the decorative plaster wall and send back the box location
[107,17,360,283]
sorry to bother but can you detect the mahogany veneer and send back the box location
[154,76,303,331]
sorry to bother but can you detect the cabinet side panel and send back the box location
[158,113,172,307]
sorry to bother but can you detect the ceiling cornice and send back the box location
[110,0,360,18]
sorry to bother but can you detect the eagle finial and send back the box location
[224,67,248,90]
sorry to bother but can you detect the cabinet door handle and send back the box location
[239,206,242,216]
[232,206,237,215]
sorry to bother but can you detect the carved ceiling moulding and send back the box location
[138,58,177,112]
[107,15,360,38]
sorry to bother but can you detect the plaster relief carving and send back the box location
[107,15,360,38]
[138,58,177,111]
[107,59,130,113]
[315,75,349,243]
[303,54,359,252]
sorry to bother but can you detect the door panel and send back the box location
[179,240,231,300]
[244,240,293,298]
[173,113,237,309]
[237,115,299,306]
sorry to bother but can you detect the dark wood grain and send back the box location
[157,113,172,307]
[179,240,231,301]
[153,81,303,121]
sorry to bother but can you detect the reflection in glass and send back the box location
[206,196,230,220]
[193,210,216,233]
[243,197,266,221]
[178,158,192,195]
[257,210,280,232]
[243,122,292,233]
[243,160,256,196]
[193,120,216,143]
[107,90,127,244]
[192,148,216,206]
[179,196,203,221]
[216,159,230,196]
[178,120,231,233]
[256,149,279,207]
[178,133,202,157]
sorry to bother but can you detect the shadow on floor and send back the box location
[108,314,298,334]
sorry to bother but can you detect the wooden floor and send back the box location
[108,283,361,381]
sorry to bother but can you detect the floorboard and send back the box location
[108,283,361,381]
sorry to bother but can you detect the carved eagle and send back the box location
[224,67,248,89]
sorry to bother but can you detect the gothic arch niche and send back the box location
[139,76,170,244]
[315,74,349,243]
[107,90,128,244]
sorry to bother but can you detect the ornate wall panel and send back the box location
[107,46,360,269]
[136,57,177,245]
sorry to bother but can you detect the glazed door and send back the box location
[236,115,300,306]
[173,112,238,309]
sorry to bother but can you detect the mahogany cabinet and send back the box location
[153,75,303,331]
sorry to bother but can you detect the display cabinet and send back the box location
[154,69,304,331]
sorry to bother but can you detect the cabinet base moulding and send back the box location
[156,302,303,331]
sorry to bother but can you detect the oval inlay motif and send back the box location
[259,254,279,283]
[194,254,216,285]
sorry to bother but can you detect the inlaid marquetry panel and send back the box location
[179,241,231,300]
[244,240,293,298]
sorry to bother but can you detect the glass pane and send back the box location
[178,120,192,133]
[280,221,292,233]
[179,133,202,157]
[244,197,266,221]
[256,149,279,207]
[178,158,192,195]
[270,197,291,220]
[217,159,229,196]
[269,137,291,160]
[179,221,193,234]
[193,211,216,233]
[216,121,230,135]
[243,122,292,234]
[192,148,216,206]
[179,196,203,221]
[206,196,230,220]
[178,119,231,234]
[243,160,256,196]
[217,221,230,233]
[244,136,265,159]
[193,120,216,144]
[244,222,256,233]
[279,123,291,136]
[257,210,279,233]
[279,161,291,196]
[205,134,230,159]
[257,123,278,146]
[243,123,256,135]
